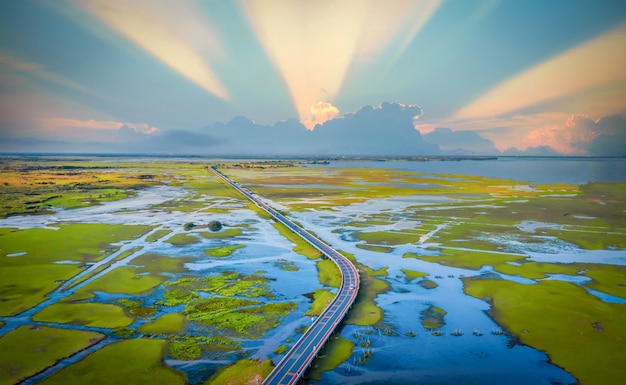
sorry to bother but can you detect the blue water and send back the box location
[322,157,626,184]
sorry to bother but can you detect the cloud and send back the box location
[36,118,159,135]
[241,0,441,126]
[423,127,499,155]
[205,102,438,155]
[304,102,340,129]
[453,24,626,120]
[70,0,228,100]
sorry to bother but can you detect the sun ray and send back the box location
[452,24,626,120]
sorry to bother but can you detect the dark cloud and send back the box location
[423,127,499,155]
[572,115,626,156]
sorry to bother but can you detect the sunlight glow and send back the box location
[452,24,626,120]
[74,0,229,100]
[241,0,441,128]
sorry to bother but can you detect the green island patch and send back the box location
[356,243,394,253]
[0,224,151,316]
[138,313,185,334]
[305,289,336,316]
[421,305,447,330]
[0,326,105,385]
[274,259,300,271]
[205,359,273,385]
[344,261,389,326]
[401,269,428,282]
[205,244,245,257]
[419,279,438,289]
[354,231,422,246]
[38,338,185,385]
[272,222,321,259]
[165,233,199,246]
[33,303,133,328]
[317,259,342,288]
[406,249,525,270]
[168,336,241,360]
[463,277,626,385]
[145,229,172,242]
[306,336,354,381]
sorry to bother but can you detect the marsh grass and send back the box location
[33,302,133,328]
[305,289,336,316]
[205,359,273,385]
[38,339,186,385]
[205,244,245,258]
[401,269,428,282]
[0,224,151,316]
[420,306,447,330]
[464,277,626,385]
[317,259,342,288]
[0,326,105,385]
[306,336,354,381]
[138,313,185,334]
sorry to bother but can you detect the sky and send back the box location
[1,0,625,156]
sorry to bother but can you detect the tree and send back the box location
[208,220,222,232]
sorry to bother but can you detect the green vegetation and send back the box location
[158,272,295,338]
[274,259,300,271]
[273,345,288,354]
[138,313,185,334]
[317,259,342,288]
[208,220,223,232]
[406,249,525,270]
[165,233,199,246]
[463,278,626,385]
[354,231,422,245]
[64,246,144,291]
[168,336,241,360]
[117,298,157,317]
[419,279,438,289]
[39,339,186,385]
[72,253,190,300]
[0,326,105,385]
[356,243,393,253]
[185,300,297,338]
[33,303,133,328]
[0,224,151,316]
[401,269,428,282]
[205,244,244,257]
[421,306,447,330]
[205,359,273,385]
[305,289,336,316]
[0,160,165,218]
[146,229,172,242]
[75,266,167,299]
[344,263,389,326]
[272,222,321,259]
[307,336,354,381]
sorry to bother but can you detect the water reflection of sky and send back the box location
[318,158,626,184]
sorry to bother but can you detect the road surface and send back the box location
[209,166,360,385]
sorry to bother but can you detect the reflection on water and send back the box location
[321,157,626,184]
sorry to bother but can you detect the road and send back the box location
[209,166,360,385]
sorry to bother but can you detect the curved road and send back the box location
[210,167,360,385]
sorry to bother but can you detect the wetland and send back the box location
[0,156,624,385]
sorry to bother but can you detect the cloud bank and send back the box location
[2,101,623,157]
